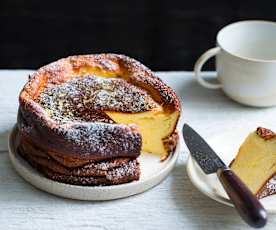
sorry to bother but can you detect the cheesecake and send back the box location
[17,54,180,185]
[230,127,276,199]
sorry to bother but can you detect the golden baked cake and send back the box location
[17,54,180,185]
[230,127,276,199]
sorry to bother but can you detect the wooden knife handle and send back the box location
[217,168,267,228]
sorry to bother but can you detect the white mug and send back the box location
[194,20,276,107]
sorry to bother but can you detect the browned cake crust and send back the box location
[18,54,180,185]
[22,151,140,186]
[162,131,179,161]
[18,109,142,167]
[256,127,276,140]
[18,131,140,185]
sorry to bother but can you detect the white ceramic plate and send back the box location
[186,126,276,213]
[9,125,180,200]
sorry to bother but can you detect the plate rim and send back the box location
[8,124,180,200]
[186,155,233,207]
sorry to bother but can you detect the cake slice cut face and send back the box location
[106,108,179,157]
[230,127,276,199]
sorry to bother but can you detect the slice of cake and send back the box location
[230,127,276,199]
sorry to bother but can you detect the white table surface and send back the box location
[0,70,276,230]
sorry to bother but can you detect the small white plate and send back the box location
[9,125,180,200]
[186,127,276,213]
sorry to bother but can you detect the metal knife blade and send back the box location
[183,123,226,174]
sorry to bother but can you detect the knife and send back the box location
[183,124,267,228]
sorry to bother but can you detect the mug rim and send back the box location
[216,20,276,63]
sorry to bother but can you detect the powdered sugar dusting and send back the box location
[37,75,157,124]
[57,122,141,158]
[106,160,138,181]
[258,175,276,198]
[267,177,276,191]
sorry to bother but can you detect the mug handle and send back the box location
[194,47,222,89]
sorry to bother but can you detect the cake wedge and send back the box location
[230,127,276,199]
